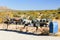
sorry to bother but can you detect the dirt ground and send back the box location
[0,31,60,40]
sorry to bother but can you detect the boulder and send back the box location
[16,25,24,31]
[0,23,7,29]
[41,27,49,34]
[27,27,36,33]
[34,27,42,34]
[8,24,16,30]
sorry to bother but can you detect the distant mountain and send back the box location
[0,6,8,10]
[0,6,14,12]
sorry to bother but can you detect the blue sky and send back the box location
[0,0,60,10]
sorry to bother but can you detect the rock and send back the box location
[27,27,36,33]
[8,24,16,30]
[55,32,60,36]
[34,31,42,34]
[16,25,24,31]
[22,28,27,32]
[0,23,7,29]
[16,25,24,27]
[34,27,42,34]
[41,27,49,34]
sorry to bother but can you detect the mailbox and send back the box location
[49,21,58,34]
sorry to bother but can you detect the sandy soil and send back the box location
[0,31,60,40]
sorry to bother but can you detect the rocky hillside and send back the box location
[0,6,60,23]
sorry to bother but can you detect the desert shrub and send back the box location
[55,17,59,19]
[58,12,60,14]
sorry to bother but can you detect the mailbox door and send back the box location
[53,22,58,33]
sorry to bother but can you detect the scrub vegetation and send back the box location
[0,7,60,23]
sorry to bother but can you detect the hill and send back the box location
[0,6,60,23]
